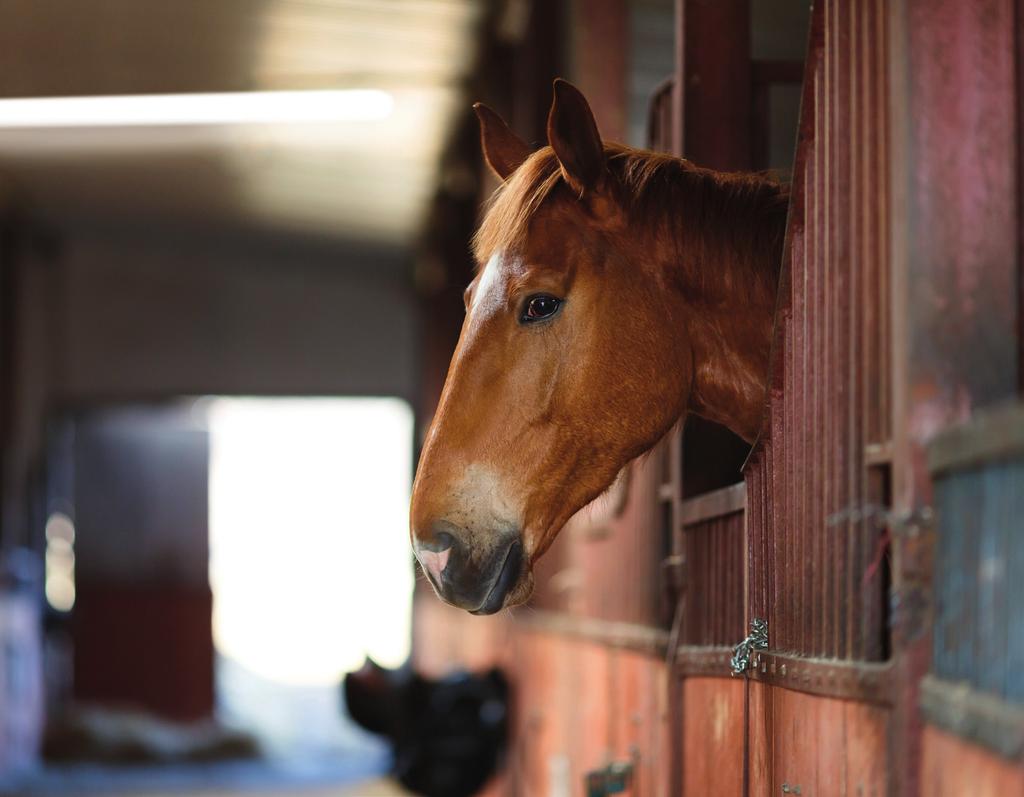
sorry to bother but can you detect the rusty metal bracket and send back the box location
[730,618,768,676]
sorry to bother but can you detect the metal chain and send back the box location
[730,618,768,676]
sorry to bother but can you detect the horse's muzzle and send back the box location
[414,526,523,615]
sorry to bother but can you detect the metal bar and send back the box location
[744,650,894,707]
[765,440,777,652]
[673,647,895,707]
[847,0,865,662]
[821,0,836,659]
[809,56,824,657]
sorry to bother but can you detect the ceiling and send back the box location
[0,0,486,244]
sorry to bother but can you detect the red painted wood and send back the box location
[683,510,745,646]
[891,1,1021,792]
[746,0,891,664]
[73,583,213,721]
[680,0,751,170]
[748,682,889,795]
[921,725,1024,796]
[573,0,629,143]
[412,4,1024,796]
[681,678,745,796]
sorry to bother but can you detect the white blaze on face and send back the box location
[472,252,506,316]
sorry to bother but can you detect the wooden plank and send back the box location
[574,639,614,784]
[613,650,668,797]
[920,675,1024,762]
[843,697,891,795]
[680,0,751,170]
[681,678,745,796]
[678,483,745,526]
[928,402,1024,474]
[900,0,1021,423]
[512,610,669,657]
[922,724,1024,796]
[747,681,772,793]
[747,684,889,794]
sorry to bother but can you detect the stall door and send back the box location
[72,403,213,721]
[742,0,893,792]
[651,0,895,792]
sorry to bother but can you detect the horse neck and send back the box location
[652,166,786,442]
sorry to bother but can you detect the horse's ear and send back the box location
[474,103,531,181]
[547,79,605,196]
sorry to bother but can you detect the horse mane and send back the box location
[473,144,789,302]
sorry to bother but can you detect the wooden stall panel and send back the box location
[921,725,1024,796]
[610,649,670,797]
[510,631,567,797]
[412,589,514,677]
[500,629,668,797]
[681,678,745,796]
[567,638,614,785]
[748,682,888,795]
[570,451,668,627]
[681,497,746,647]
[748,0,892,665]
[917,408,1024,790]
[929,408,1024,707]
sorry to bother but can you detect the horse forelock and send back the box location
[472,148,563,267]
[472,143,789,298]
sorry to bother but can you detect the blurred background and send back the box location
[0,1,734,793]
[7,0,1020,796]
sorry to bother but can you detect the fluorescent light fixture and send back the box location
[0,89,394,128]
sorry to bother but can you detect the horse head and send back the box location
[410,80,784,614]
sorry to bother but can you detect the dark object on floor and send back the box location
[344,659,508,797]
[43,705,262,764]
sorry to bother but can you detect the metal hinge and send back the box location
[584,760,633,796]
[730,618,768,676]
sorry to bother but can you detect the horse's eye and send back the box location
[521,294,562,324]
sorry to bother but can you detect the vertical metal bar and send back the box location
[876,0,892,445]
[795,231,805,655]
[822,0,837,658]
[834,0,854,660]
[846,0,865,662]
[745,465,760,626]
[789,236,803,655]
[713,518,720,646]
[724,516,733,645]
[764,440,776,650]
[711,516,720,645]
[810,56,825,656]
[761,453,772,647]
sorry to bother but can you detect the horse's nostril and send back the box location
[419,547,451,584]
[415,528,460,585]
[414,524,523,613]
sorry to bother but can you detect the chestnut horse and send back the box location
[411,80,787,614]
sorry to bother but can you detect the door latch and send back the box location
[585,760,633,796]
[730,618,768,676]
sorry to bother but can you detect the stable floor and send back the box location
[0,759,408,797]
